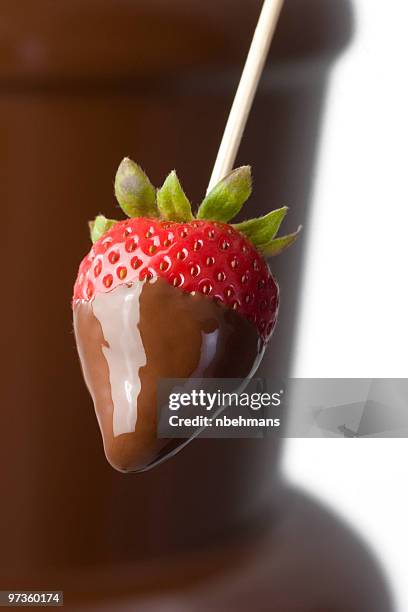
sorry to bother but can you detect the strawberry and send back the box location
[72,158,300,472]
[73,158,300,343]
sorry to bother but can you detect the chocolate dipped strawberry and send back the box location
[73,158,300,472]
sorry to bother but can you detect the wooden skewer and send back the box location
[207,0,285,194]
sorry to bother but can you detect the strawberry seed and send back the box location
[108,251,120,264]
[117,266,127,280]
[103,274,113,288]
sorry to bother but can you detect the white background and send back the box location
[284,1,408,610]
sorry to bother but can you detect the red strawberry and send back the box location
[74,217,279,341]
[73,158,300,472]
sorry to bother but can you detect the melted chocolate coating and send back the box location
[74,278,263,472]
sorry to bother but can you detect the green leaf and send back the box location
[259,226,302,257]
[157,171,193,222]
[114,157,158,218]
[233,207,288,246]
[89,215,118,243]
[196,166,252,222]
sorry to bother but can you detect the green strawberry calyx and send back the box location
[91,157,301,257]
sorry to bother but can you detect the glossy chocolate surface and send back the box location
[74,278,263,471]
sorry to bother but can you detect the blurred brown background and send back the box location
[0,0,353,603]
